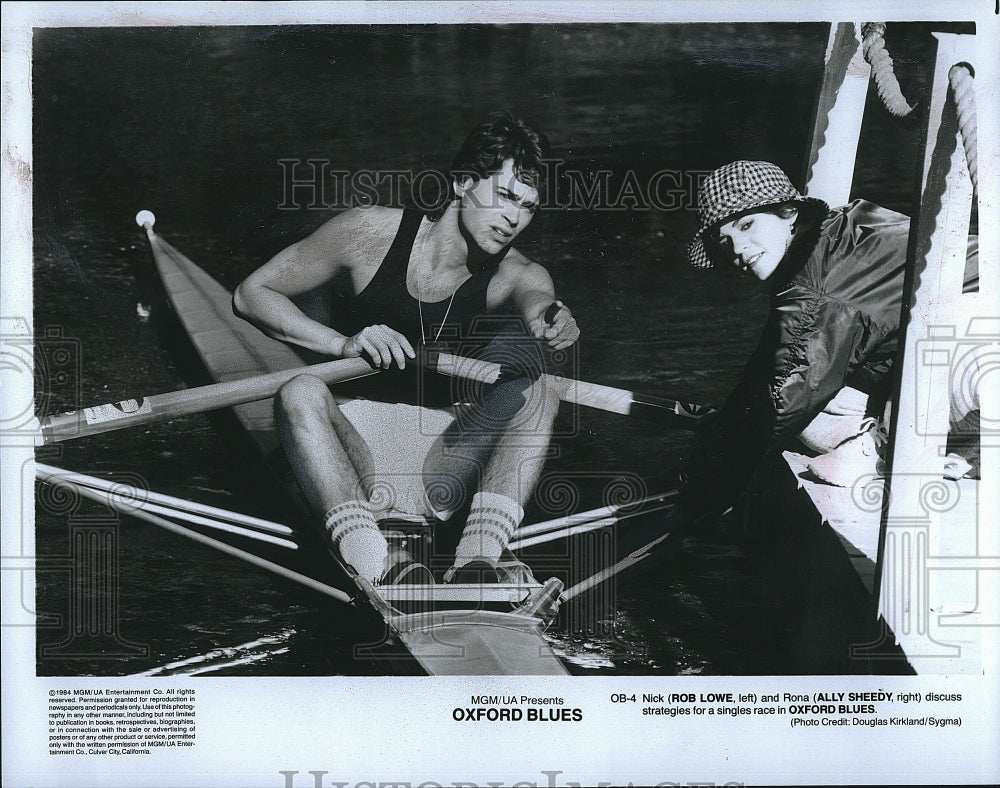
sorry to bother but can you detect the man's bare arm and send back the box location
[233,214,356,355]
[497,254,580,350]
[233,209,415,367]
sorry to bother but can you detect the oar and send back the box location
[559,518,696,602]
[35,463,298,549]
[37,356,377,444]
[558,509,716,603]
[425,351,712,427]
[37,347,712,445]
[34,463,293,535]
[508,489,679,551]
[35,467,353,605]
[560,530,679,602]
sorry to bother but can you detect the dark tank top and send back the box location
[331,209,506,406]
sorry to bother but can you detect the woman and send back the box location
[675,160,978,523]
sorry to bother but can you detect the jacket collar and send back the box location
[769,198,829,291]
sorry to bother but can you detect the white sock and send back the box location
[453,491,523,568]
[323,500,387,584]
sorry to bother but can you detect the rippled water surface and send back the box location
[30,23,944,675]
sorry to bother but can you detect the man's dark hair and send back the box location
[428,110,550,221]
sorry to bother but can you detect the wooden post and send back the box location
[801,22,871,203]
[862,33,981,672]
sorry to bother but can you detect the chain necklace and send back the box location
[417,286,457,344]
[415,223,458,344]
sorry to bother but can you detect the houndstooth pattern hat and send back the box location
[688,160,803,268]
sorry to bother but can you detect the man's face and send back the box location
[455,158,539,254]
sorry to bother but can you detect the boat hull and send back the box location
[146,224,569,675]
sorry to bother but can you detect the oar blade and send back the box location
[628,392,717,427]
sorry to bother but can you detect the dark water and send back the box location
[31,23,944,675]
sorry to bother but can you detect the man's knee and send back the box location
[275,374,333,422]
[486,377,533,422]
[463,374,556,434]
[478,327,546,373]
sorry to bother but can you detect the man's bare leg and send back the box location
[430,377,560,574]
[423,329,554,515]
[274,374,387,583]
[422,371,542,517]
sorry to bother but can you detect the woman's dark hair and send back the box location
[767,202,802,221]
[427,110,550,221]
[701,198,828,271]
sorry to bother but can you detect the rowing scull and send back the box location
[138,211,570,675]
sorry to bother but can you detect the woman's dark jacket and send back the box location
[677,198,978,518]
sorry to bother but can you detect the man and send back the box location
[233,111,579,585]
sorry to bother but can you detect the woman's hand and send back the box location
[338,324,416,369]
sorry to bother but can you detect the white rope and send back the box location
[948,63,978,191]
[862,23,916,118]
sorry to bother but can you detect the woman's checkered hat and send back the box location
[688,160,803,268]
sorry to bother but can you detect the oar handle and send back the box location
[38,356,377,445]
[39,348,712,445]
[424,350,713,427]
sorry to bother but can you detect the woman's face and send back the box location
[716,209,797,281]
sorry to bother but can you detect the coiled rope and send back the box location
[861,23,915,118]
[862,23,977,190]
[948,63,978,192]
